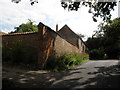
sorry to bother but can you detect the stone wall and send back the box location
[54,34,81,56]
[58,25,79,48]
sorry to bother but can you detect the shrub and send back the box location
[45,53,89,71]
[89,48,105,60]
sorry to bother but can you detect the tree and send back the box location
[61,0,117,22]
[86,17,120,59]
[102,17,120,59]
[10,19,38,33]
[11,0,118,22]
[86,37,104,50]
[86,37,105,60]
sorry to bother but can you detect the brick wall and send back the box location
[2,22,87,68]
[2,32,38,48]
[2,32,39,64]
[37,23,55,68]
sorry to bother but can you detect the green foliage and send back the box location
[9,19,38,33]
[86,17,120,60]
[61,1,117,22]
[86,37,104,50]
[103,18,120,59]
[45,54,89,72]
[89,48,106,60]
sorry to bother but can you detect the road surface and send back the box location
[3,60,120,88]
[50,60,120,88]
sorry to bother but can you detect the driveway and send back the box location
[2,60,120,88]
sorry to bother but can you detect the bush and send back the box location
[45,53,89,71]
[89,48,105,60]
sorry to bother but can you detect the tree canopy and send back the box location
[11,0,118,22]
[102,18,120,59]
[61,0,117,22]
[9,19,38,33]
[86,17,120,59]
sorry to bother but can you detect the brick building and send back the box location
[0,32,7,35]
[58,25,87,53]
[2,22,87,68]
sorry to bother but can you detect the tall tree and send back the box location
[10,19,38,33]
[102,17,120,59]
[86,17,120,59]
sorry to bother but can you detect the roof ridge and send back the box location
[0,32,7,35]
[2,31,37,36]
[58,24,87,46]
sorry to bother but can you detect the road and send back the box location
[50,60,120,88]
[3,60,120,88]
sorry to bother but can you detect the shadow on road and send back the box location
[2,67,82,88]
[85,65,120,88]
[50,64,120,88]
[2,61,120,88]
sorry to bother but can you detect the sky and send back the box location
[0,0,119,40]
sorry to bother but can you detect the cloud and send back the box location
[0,0,118,38]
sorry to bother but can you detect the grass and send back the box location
[45,53,90,72]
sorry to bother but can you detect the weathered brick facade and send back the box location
[2,22,87,68]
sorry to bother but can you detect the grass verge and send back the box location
[45,53,90,72]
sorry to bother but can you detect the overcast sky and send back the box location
[0,0,118,40]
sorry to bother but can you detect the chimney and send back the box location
[56,24,58,32]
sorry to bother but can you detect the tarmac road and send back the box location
[50,60,120,88]
[2,60,120,88]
